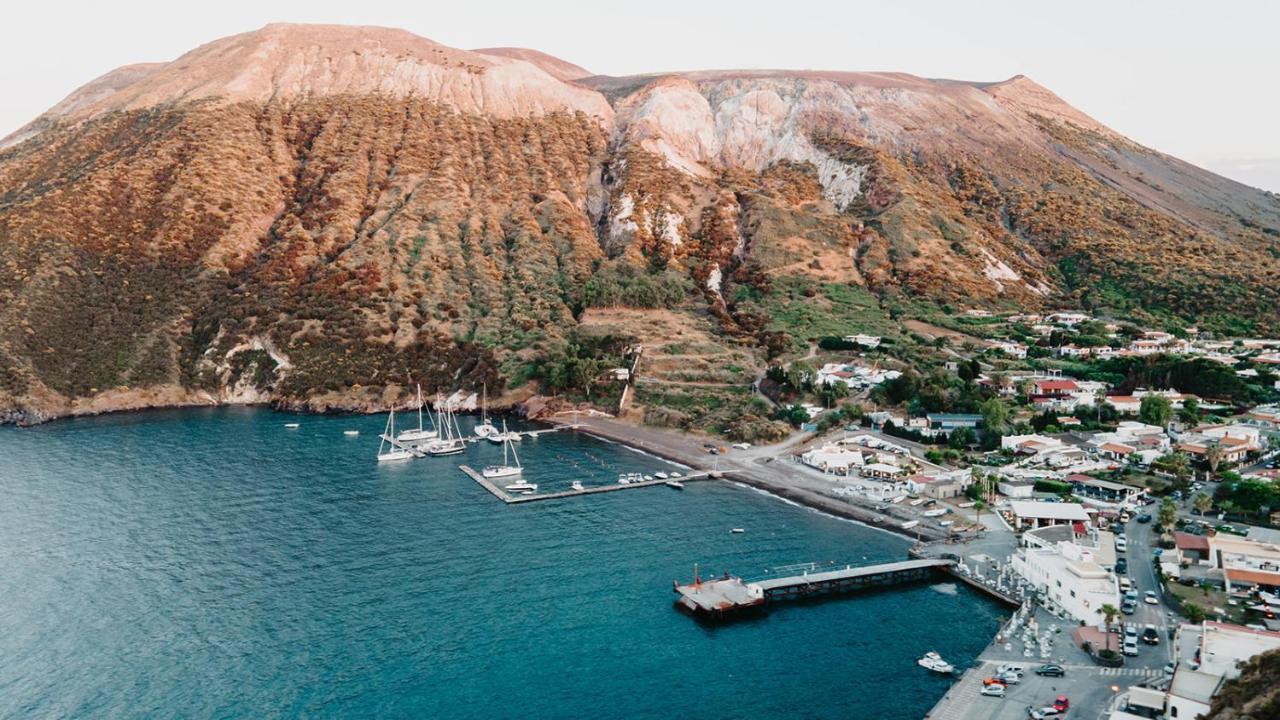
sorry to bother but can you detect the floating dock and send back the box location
[673,558,955,618]
[458,465,716,504]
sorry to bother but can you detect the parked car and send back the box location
[1121,600,1137,615]
[1115,537,1128,552]
[983,677,1008,687]
[1054,695,1070,712]
[999,672,1022,685]
[1120,577,1132,592]
[1116,558,1128,574]
[1137,513,1152,523]
[981,683,1006,697]
[1145,590,1160,605]
[1035,664,1065,677]
[1125,589,1139,603]
[1142,625,1160,645]
[997,664,1025,676]
[1124,625,1139,641]
[1028,707,1061,719]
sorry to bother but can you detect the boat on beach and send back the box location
[917,651,954,674]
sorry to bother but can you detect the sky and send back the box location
[3,0,1278,191]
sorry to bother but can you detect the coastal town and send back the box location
[544,306,1280,720]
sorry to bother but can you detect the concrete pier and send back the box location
[674,558,955,617]
[458,465,716,504]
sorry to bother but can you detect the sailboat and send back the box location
[377,410,414,462]
[474,384,498,438]
[397,383,438,445]
[426,396,466,456]
[483,421,524,481]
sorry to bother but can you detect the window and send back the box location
[1171,707,1178,717]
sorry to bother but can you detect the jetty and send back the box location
[459,465,716,504]
[673,558,955,618]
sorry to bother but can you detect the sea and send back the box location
[0,407,1005,719]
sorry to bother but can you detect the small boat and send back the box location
[665,480,684,490]
[618,477,631,485]
[669,471,683,478]
[655,471,669,480]
[521,490,535,496]
[343,430,360,436]
[730,528,745,534]
[377,411,414,463]
[284,422,300,429]
[571,480,585,491]
[917,651,954,674]
[504,480,537,492]
[643,475,654,482]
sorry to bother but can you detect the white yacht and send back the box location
[426,395,467,456]
[655,471,669,480]
[917,652,954,674]
[284,422,300,429]
[474,384,498,438]
[571,480,585,491]
[397,383,439,444]
[377,411,414,463]
[482,421,523,480]
[504,479,537,492]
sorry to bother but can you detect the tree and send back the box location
[949,427,976,450]
[979,398,1009,436]
[1158,498,1179,534]
[1206,444,1225,475]
[1099,604,1120,652]
[1179,397,1201,425]
[1139,395,1173,428]
[1194,492,1213,516]
[1183,601,1206,624]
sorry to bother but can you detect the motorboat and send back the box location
[284,422,300,429]
[377,411,415,463]
[504,479,537,492]
[669,471,683,478]
[643,475,653,482]
[343,430,360,436]
[618,476,631,485]
[571,480,585,491]
[665,480,684,490]
[730,528,745,534]
[655,471,669,479]
[482,422,523,479]
[917,652,954,674]
[396,381,437,443]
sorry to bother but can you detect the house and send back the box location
[1161,622,1280,720]
[1032,378,1080,397]
[924,414,984,436]
[1001,434,1067,455]
[1103,395,1142,415]
[1195,423,1264,452]
[1047,311,1090,326]
[800,444,866,475]
[987,340,1027,359]
[997,479,1036,499]
[1008,500,1091,531]
[1012,525,1119,626]
[906,474,968,499]
[1068,475,1145,505]
[843,334,881,349]
[862,462,905,480]
[1209,534,1280,591]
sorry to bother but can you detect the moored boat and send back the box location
[917,651,954,674]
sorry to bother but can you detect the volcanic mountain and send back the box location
[1,23,1277,425]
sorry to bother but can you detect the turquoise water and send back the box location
[0,408,1004,719]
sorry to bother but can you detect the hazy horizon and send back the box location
[4,0,1278,191]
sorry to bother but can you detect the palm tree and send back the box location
[1206,444,1224,476]
[1100,604,1120,653]
[1193,492,1213,516]
[1158,498,1178,534]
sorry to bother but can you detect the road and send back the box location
[1115,511,1176,669]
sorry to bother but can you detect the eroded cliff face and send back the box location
[2,24,1279,423]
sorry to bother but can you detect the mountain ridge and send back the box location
[1,23,1277,427]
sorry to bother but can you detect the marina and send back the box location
[459,464,716,504]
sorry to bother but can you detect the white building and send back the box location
[1012,526,1119,626]
[1008,500,1091,531]
[1161,622,1280,719]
